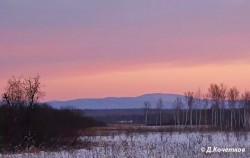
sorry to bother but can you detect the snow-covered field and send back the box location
[1,132,250,158]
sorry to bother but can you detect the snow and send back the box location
[1,132,250,158]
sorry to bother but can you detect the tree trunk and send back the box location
[214,110,216,127]
[160,111,162,126]
[212,108,214,126]
[196,109,198,126]
[190,110,193,127]
[243,109,246,128]
[185,110,188,126]
[155,112,158,126]
[205,110,207,125]
[239,109,241,128]
[231,110,233,131]
[220,109,223,131]
[145,112,148,125]
[199,109,202,128]
[233,110,236,129]
[174,112,177,127]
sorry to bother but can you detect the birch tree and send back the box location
[208,83,226,130]
[156,98,163,126]
[202,93,209,126]
[184,91,194,127]
[227,87,239,130]
[241,91,250,129]
[144,101,151,125]
[173,97,183,126]
[219,84,227,130]
[195,89,202,127]
[208,84,221,127]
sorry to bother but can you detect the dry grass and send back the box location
[81,124,226,136]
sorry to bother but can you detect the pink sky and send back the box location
[1,0,250,101]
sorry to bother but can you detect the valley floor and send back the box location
[1,130,250,158]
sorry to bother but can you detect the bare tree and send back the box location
[208,84,221,127]
[2,76,25,123]
[208,83,227,130]
[23,74,45,107]
[156,98,163,126]
[2,74,45,108]
[173,97,183,126]
[241,91,250,129]
[194,89,202,127]
[144,101,151,125]
[227,87,239,130]
[202,93,209,126]
[184,91,194,127]
[208,84,218,127]
[1,74,45,145]
[2,77,25,108]
[219,84,227,131]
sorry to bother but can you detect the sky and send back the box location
[1,0,250,101]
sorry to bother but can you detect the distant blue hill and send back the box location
[47,93,187,109]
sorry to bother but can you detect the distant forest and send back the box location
[83,83,250,131]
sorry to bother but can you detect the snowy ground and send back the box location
[1,132,250,158]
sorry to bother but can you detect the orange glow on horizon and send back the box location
[33,61,250,101]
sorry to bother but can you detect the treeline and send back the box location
[83,109,175,125]
[144,83,250,131]
[0,75,105,152]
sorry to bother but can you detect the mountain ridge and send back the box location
[47,93,186,109]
